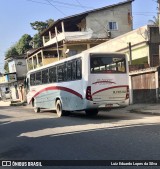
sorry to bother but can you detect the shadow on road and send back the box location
[1,105,160,166]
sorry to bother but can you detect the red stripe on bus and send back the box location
[92,85,129,96]
[29,86,83,103]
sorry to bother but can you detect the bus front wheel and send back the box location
[85,109,98,116]
[56,100,64,117]
[34,107,40,113]
[32,100,40,113]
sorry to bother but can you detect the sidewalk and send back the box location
[0,100,11,106]
[125,103,160,116]
[0,100,29,107]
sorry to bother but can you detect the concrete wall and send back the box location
[15,59,27,78]
[0,76,7,83]
[67,44,87,55]
[130,45,149,63]
[86,3,132,38]
[9,59,27,78]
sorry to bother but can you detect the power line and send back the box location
[133,13,157,16]
[26,0,157,15]
[45,0,66,16]
[27,0,50,5]
[27,0,92,9]
[49,0,92,8]
[74,0,82,7]
[134,11,157,14]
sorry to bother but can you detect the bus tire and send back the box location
[34,107,40,113]
[32,100,40,113]
[56,100,64,117]
[85,109,98,116]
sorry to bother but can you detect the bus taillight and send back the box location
[86,86,93,101]
[126,86,129,99]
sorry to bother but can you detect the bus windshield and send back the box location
[90,54,126,73]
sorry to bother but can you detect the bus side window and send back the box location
[49,66,57,83]
[30,73,35,86]
[67,62,72,81]
[42,69,49,84]
[63,63,67,81]
[76,59,82,79]
[36,71,42,85]
[57,64,64,82]
[72,60,76,80]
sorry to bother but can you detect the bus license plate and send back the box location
[105,104,113,108]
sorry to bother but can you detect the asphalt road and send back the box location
[0,104,160,169]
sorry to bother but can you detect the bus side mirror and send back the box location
[24,79,27,88]
[24,78,29,89]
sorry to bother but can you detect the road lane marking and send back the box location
[18,118,160,138]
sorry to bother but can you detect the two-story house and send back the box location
[26,0,133,70]
[4,55,27,101]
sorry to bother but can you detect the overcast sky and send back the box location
[0,0,157,72]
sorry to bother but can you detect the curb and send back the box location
[130,109,160,116]
[10,102,27,106]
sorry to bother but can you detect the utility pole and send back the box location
[128,42,132,65]
[55,27,60,61]
[158,0,160,32]
[158,0,160,66]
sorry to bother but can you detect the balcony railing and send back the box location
[43,30,93,46]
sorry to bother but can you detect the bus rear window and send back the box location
[90,54,126,73]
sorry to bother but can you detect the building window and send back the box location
[108,22,118,30]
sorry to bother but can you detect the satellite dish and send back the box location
[65,49,69,54]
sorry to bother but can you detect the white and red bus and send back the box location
[26,52,129,117]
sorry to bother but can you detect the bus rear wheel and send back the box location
[85,109,98,116]
[56,100,64,117]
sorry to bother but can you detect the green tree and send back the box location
[30,19,54,48]
[15,34,32,55]
[30,19,54,33]
[46,19,54,27]
[5,45,19,59]
[30,33,43,48]
[148,16,159,26]
[30,21,48,33]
